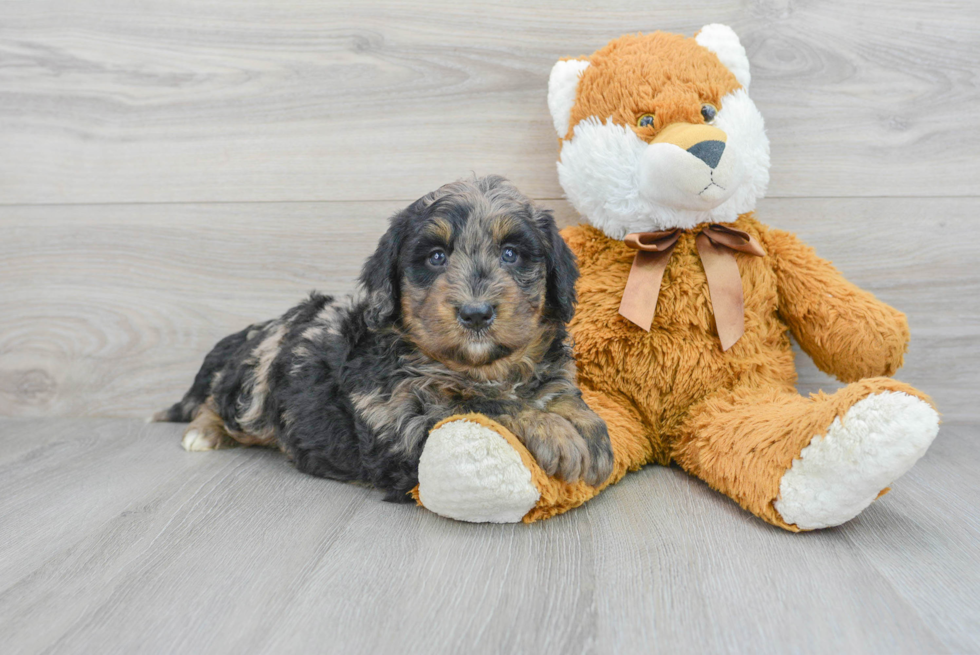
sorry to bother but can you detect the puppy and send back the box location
[154,176,613,502]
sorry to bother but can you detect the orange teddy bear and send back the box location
[414,25,939,531]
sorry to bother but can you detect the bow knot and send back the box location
[618,224,766,351]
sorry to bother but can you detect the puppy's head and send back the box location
[359,176,577,375]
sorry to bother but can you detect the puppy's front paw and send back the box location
[500,412,593,485]
[583,426,614,487]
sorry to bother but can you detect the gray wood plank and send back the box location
[2,197,976,420]
[1,417,977,654]
[839,422,980,654]
[1,0,977,204]
[0,419,374,655]
[3,1,978,653]
[585,469,953,654]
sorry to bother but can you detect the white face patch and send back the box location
[557,89,770,238]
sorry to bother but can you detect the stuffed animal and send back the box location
[413,25,940,531]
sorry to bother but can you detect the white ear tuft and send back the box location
[695,24,751,90]
[548,59,591,138]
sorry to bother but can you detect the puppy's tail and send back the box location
[151,398,201,423]
[151,375,212,422]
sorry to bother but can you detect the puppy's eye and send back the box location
[701,104,717,124]
[637,113,655,128]
[501,246,519,264]
[427,249,447,267]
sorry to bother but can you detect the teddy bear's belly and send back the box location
[570,260,796,443]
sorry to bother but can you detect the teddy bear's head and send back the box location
[548,25,769,239]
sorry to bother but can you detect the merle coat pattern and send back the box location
[155,176,613,502]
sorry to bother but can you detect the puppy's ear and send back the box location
[535,207,578,324]
[359,198,425,329]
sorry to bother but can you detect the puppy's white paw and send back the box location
[775,391,939,530]
[182,428,223,452]
[418,419,540,523]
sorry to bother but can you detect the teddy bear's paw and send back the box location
[774,391,939,530]
[418,419,541,523]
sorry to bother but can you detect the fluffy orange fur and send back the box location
[564,32,740,141]
[425,219,927,530]
[414,32,931,530]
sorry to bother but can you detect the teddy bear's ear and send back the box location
[695,24,751,90]
[547,58,591,139]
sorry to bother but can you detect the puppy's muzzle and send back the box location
[457,302,495,331]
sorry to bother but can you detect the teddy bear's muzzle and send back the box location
[638,122,746,211]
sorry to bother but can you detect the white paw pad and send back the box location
[775,391,940,529]
[182,428,220,452]
[418,420,540,523]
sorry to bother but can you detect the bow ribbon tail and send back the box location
[696,233,746,351]
[618,244,677,331]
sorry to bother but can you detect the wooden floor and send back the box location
[1,417,978,654]
[2,0,980,653]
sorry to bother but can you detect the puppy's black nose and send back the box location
[457,303,495,330]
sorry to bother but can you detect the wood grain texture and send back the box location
[1,0,978,204]
[3,3,979,652]
[0,417,977,654]
[2,197,976,421]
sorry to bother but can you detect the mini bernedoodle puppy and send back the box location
[154,176,613,502]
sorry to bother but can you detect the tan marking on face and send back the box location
[402,226,554,379]
[396,178,565,382]
[489,213,523,245]
[400,234,549,379]
[422,217,454,245]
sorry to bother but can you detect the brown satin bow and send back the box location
[618,224,766,351]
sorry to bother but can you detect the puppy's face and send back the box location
[401,196,550,370]
[360,177,578,377]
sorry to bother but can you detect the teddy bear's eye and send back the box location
[701,104,718,123]
[637,114,655,128]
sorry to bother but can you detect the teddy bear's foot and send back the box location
[774,391,939,530]
[417,417,541,523]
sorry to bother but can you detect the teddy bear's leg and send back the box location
[415,389,656,523]
[672,378,939,531]
[415,414,542,523]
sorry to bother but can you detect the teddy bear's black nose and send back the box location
[458,303,495,330]
[687,140,726,169]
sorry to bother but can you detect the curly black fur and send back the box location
[155,176,612,502]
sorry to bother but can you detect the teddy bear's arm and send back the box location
[766,228,910,382]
